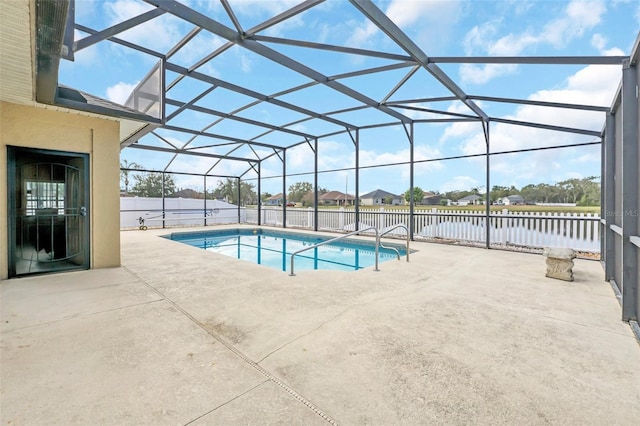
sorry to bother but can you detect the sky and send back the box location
[59,0,640,197]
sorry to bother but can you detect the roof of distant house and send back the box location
[459,194,483,201]
[505,194,524,200]
[267,193,283,200]
[168,189,202,198]
[320,191,355,200]
[422,192,440,199]
[361,189,399,199]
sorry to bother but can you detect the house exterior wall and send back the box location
[360,197,374,206]
[0,102,121,279]
[361,196,402,206]
[265,198,282,206]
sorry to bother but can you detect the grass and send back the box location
[257,204,601,214]
[330,205,601,214]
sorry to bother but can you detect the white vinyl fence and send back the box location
[246,207,600,252]
[120,197,244,229]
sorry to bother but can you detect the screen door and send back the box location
[7,147,90,277]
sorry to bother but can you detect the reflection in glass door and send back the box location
[7,147,89,277]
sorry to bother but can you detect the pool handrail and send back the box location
[289,226,379,276]
[377,224,410,264]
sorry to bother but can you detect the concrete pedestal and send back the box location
[543,248,577,282]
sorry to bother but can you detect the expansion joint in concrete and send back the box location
[123,267,340,426]
[183,380,269,425]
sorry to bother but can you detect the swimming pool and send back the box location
[164,228,407,273]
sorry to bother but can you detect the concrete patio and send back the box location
[1,225,639,425]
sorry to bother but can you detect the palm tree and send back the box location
[120,159,141,194]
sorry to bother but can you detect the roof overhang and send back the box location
[1,0,159,147]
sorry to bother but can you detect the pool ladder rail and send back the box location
[289,224,410,276]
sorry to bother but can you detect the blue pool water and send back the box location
[164,228,406,272]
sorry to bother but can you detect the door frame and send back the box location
[7,146,90,277]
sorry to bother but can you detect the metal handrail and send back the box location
[377,224,410,264]
[289,226,379,276]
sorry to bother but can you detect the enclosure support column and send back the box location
[161,171,166,229]
[355,129,360,232]
[282,149,287,229]
[621,59,639,322]
[409,122,415,240]
[603,113,616,282]
[314,138,318,232]
[204,175,207,226]
[257,161,262,226]
[236,177,241,224]
[484,120,491,249]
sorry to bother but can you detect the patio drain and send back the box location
[126,267,339,425]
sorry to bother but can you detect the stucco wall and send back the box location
[0,102,121,279]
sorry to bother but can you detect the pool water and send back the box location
[164,228,405,272]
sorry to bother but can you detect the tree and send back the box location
[120,159,142,194]
[383,195,394,205]
[404,187,424,204]
[490,185,510,203]
[212,178,257,206]
[576,176,600,206]
[288,182,313,202]
[130,172,177,197]
[443,189,474,201]
[300,186,328,207]
[261,192,273,203]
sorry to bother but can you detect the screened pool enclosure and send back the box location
[35,1,640,330]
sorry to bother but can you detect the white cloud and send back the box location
[591,33,607,51]
[440,176,480,193]
[106,81,138,104]
[65,29,101,67]
[460,0,608,85]
[240,53,254,73]
[347,0,463,50]
[459,63,518,85]
[168,32,226,66]
[346,21,379,48]
[442,61,619,186]
[105,0,184,52]
[538,0,606,48]
[488,33,540,56]
[463,21,500,55]
[385,0,461,28]
[226,0,302,16]
[531,64,622,107]
[280,137,445,191]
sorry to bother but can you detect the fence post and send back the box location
[379,207,385,230]
[339,207,345,230]
[431,208,437,238]
[502,209,508,244]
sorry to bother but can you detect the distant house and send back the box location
[421,192,443,206]
[360,189,403,206]
[456,194,484,206]
[301,191,315,206]
[168,188,202,199]
[501,194,524,205]
[265,193,283,206]
[320,191,355,206]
